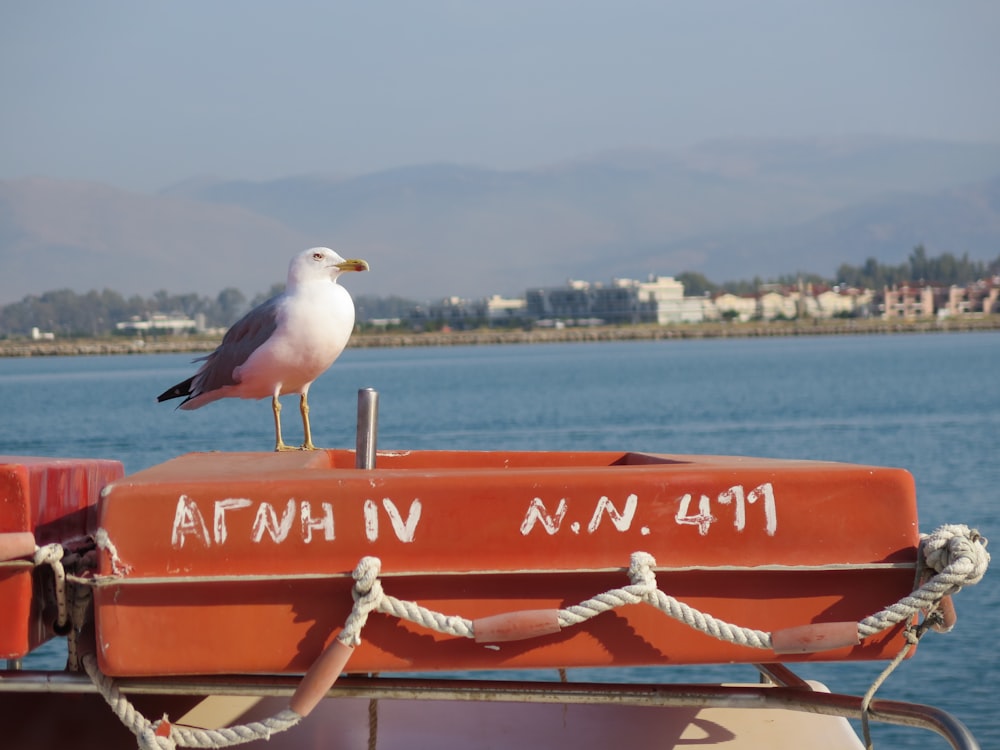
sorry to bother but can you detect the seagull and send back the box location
[157,247,369,451]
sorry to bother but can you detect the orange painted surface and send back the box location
[0,456,124,659]
[94,450,919,676]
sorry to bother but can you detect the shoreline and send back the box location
[1,317,998,357]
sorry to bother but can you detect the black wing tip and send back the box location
[157,377,194,403]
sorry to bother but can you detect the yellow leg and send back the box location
[300,393,317,450]
[273,395,294,451]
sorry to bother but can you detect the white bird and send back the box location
[158,247,369,451]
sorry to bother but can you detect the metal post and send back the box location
[356,388,379,469]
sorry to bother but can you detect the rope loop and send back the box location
[353,555,383,594]
[33,541,64,568]
[627,551,658,599]
[341,556,385,646]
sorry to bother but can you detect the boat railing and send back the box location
[0,666,980,750]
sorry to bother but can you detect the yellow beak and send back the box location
[337,259,370,273]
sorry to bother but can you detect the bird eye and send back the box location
[312,252,323,261]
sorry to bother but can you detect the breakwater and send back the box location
[2,317,998,357]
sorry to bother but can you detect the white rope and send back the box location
[33,543,69,633]
[340,557,476,645]
[341,526,988,653]
[81,653,301,748]
[857,525,989,638]
[559,552,774,649]
[379,594,476,638]
[339,556,386,646]
[860,627,921,750]
[343,553,773,650]
[344,552,771,649]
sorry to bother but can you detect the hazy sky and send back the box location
[2,1,999,192]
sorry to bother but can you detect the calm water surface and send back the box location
[2,332,997,747]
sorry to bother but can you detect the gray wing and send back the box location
[190,295,283,396]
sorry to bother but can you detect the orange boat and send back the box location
[92,448,919,677]
[0,456,123,660]
[0,393,990,749]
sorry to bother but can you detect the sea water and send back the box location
[2,332,997,747]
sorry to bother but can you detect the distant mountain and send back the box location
[621,175,1000,284]
[3,136,1000,305]
[0,178,311,304]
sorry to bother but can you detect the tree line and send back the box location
[676,246,999,296]
[835,246,999,291]
[0,283,423,338]
[2,246,998,338]
[0,287,269,338]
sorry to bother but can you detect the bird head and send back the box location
[289,247,370,285]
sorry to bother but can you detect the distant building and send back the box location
[526,279,651,324]
[410,297,485,329]
[393,275,995,332]
[709,293,758,322]
[525,275,702,324]
[759,290,798,320]
[485,294,527,323]
[882,286,935,319]
[636,276,704,324]
[806,287,874,318]
[115,313,198,335]
[940,283,1000,318]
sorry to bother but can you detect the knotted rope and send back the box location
[857,524,989,639]
[855,525,989,749]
